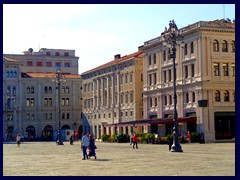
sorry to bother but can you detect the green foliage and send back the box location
[101,134,110,142]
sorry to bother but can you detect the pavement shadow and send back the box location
[88,159,112,161]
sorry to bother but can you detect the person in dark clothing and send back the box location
[168,136,173,151]
[200,132,205,144]
[70,134,74,145]
[88,135,97,159]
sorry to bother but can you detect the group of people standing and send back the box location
[81,133,96,160]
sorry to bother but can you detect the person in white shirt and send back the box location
[81,133,90,160]
[16,134,21,147]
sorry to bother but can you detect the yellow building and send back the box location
[3,48,82,140]
[140,19,235,142]
[81,51,143,139]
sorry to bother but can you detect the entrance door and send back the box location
[215,112,235,139]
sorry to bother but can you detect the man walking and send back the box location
[132,132,138,149]
[81,133,89,160]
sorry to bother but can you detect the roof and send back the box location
[82,50,143,74]
[21,72,81,79]
[3,56,20,63]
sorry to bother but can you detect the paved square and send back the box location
[3,141,235,176]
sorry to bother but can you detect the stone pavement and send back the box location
[3,141,235,176]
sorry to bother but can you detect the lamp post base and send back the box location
[170,144,183,152]
[56,140,64,145]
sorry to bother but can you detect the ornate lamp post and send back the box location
[54,68,64,145]
[162,20,184,152]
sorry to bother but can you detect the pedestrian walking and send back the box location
[130,133,133,146]
[16,134,21,147]
[132,133,138,149]
[69,134,74,145]
[81,133,89,160]
[200,132,205,144]
[167,135,173,151]
[187,131,191,143]
[88,135,97,159]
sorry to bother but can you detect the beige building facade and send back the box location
[140,19,235,142]
[81,51,143,139]
[3,48,82,140]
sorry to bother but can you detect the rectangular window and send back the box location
[64,62,70,67]
[125,94,128,103]
[125,74,128,83]
[163,71,167,83]
[37,61,42,66]
[27,61,33,66]
[64,52,69,56]
[153,73,157,84]
[46,62,52,67]
[214,63,220,76]
[168,70,171,82]
[223,63,229,76]
[30,98,34,107]
[191,64,195,77]
[55,62,61,67]
[46,52,51,56]
[26,98,30,107]
[66,98,69,106]
[55,52,60,56]
[231,64,235,76]
[185,65,188,78]
[149,74,152,85]
[130,74,133,82]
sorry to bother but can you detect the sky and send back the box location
[3,4,235,74]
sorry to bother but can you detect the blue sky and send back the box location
[3,4,235,74]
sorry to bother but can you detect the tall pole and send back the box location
[171,41,182,152]
[56,68,64,145]
[163,20,183,152]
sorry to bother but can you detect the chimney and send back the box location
[114,54,121,60]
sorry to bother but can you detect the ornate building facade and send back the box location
[3,48,82,140]
[81,51,143,139]
[140,19,235,142]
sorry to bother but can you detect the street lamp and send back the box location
[162,20,184,152]
[54,68,64,145]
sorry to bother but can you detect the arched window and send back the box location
[66,86,70,93]
[49,86,52,94]
[190,42,194,54]
[26,86,31,93]
[231,40,235,52]
[13,70,17,77]
[31,86,34,94]
[6,70,9,77]
[9,70,13,77]
[215,90,220,102]
[224,90,229,102]
[222,40,228,52]
[213,39,219,52]
[184,44,188,55]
